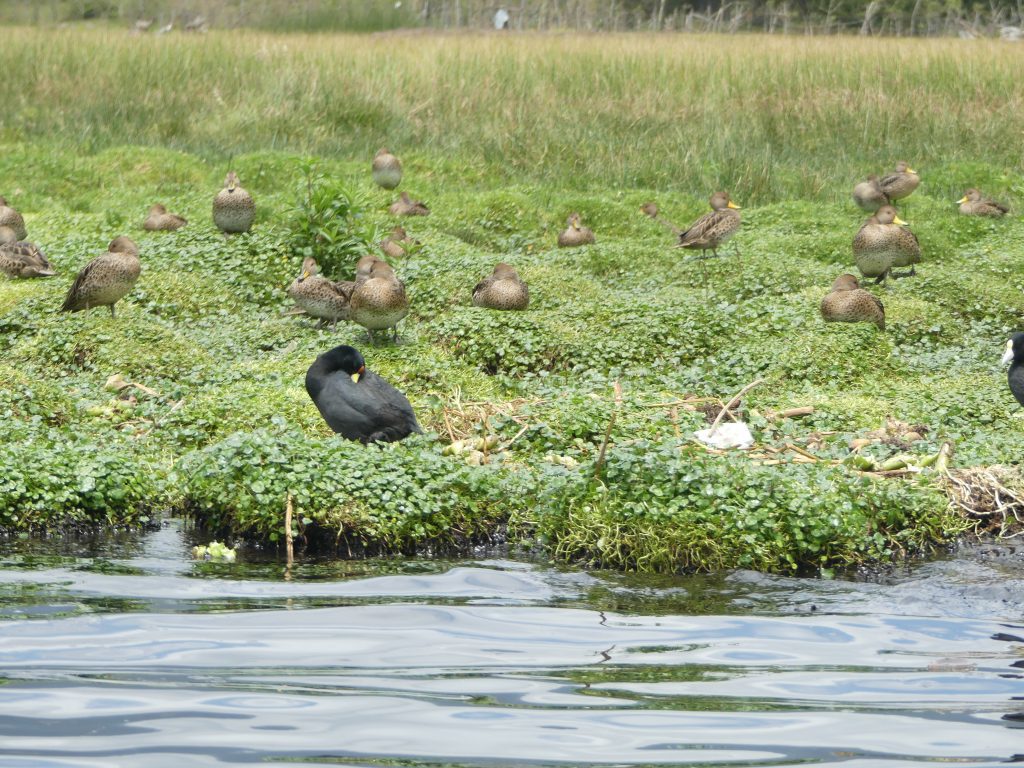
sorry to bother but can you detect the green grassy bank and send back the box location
[0,31,1021,572]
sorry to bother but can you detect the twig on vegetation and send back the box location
[769,406,815,420]
[708,378,764,436]
[593,381,623,479]
[285,493,294,567]
[505,423,531,449]
[784,442,821,462]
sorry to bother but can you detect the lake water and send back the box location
[0,520,1022,767]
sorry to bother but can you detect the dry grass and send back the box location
[1,29,1023,200]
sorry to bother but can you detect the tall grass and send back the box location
[1,28,1022,201]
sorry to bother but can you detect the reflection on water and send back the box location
[0,520,1022,767]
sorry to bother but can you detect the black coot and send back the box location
[305,345,421,443]
[1002,333,1024,408]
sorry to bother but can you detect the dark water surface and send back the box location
[1,522,1022,767]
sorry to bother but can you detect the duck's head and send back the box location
[710,192,740,211]
[957,189,981,204]
[356,254,379,279]
[376,147,391,158]
[830,273,861,292]
[894,161,917,175]
[390,226,407,240]
[0,225,17,244]
[1002,333,1024,366]
[492,262,518,278]
[323,344,367,384]
[875,205,907,226]
[640,202,659,218]
[0,196,8,207]
[148,203,167,215]
[369,260,396,279]
[298,257,320,282]
[400,192,412,203]
[109,236,139,256]
[224,171,240,192]
[566,213,583,230]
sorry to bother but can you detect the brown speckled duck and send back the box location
[380,226,419,259]
[640,201,683,235]
[213,172,255,234]
[388,192,429,217]
[557,213,595,247]
[676,192,741,257]
[143,203,188,231]
[852,205,921,282]
[820,274,885,330]
[372,148,403,190]
[0,239,55,279]
[0,197,28,241]
[350,258,409,342]
[472,263,529,311]
[879,162,919,203]
[287,257,354,330]
[957,189,1008,217]
[852,175,889,212]
[60,236,140,317]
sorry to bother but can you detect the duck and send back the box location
[372,148,403,190]
[0,197,28,241]
[380,225,418,260]
[878,162,919,203]
[640,201,683,235]
[286,257,354,330]
[472,263,529,311]
[349,258,409,342]
[0,239,55,279]
[957,189,1009,218]
[820,274,885,330]
[852,175,889,212]
[60,236,140,317]
[852,205,920,282]
[676,192,741,257]
[1002,333,1024,408]
[557,212,596,247]
[143,203,188,231]
[388,191,429,217]
[212,171,255,234]
[305,344,421,443]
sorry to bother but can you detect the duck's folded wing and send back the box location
[330,280,355,299]
[61,257,103,311]
[677,211,717,246]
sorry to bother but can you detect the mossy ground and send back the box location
[1,140,1017,571]
[1,32,1022,573]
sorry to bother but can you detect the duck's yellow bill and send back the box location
[350,372,361,384]
[956,197,968,205]
[907,168,917,174]
[893,215,908,226]
[727,201,741,209]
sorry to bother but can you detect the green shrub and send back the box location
[288,163,378,279]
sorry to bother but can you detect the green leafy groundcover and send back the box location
[170,426,966,573]
[179,429,513,551]
[0,441,162,532]
[525,441,965,574]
